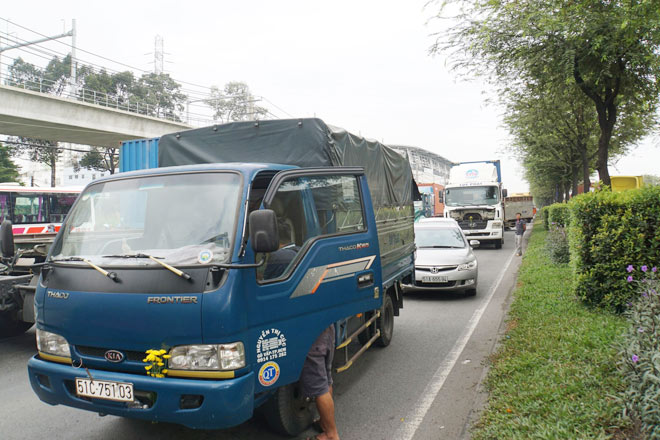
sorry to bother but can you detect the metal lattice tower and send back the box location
[154,35,164,74]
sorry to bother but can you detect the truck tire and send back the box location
[376,294,394,347]
[263,382,314,436]
[0,312,32,338]
[494,239,502,249]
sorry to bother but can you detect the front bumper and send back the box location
[462,228,501,241]
[27,355,255,430]
[402,268,478,292]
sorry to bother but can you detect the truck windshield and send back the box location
[445,186,499,206]
[50,172,242,266]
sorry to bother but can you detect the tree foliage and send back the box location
[434,0,660,187]
[7,58,188,121]
[205,81,268,123]
[79,147,118,175]
[0,145,21,184]
[11,137,61,187]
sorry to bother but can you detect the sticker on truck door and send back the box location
[290,255,376,298]
[258,361,280,387]
[256,328,287,363]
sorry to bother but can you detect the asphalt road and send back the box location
[0,230,523,440]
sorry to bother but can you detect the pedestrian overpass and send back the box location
[0,84,192,147]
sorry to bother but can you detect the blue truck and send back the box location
[27,118,417,435]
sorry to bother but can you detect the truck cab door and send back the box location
[245,168,382,390]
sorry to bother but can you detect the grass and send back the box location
[471,222,629,439]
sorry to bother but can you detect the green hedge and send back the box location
[547,203,570,227]
[540,206,550,230]
[540,203,570,229]
[569,186,660,311]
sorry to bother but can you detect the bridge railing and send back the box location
[0,69,214,127]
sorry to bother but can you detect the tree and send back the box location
[42,55,72,95]
[132,73,187,120]
[79,147,118,174]
[505,82,598,197]
[11,138,61,187]
[435,0,660,186]
[0,145,21,183]
[642,175,660,186]
[205,81,268,123]
[7,57,44,91]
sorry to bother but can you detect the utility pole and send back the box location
[70,19,77,94]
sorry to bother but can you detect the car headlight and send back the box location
[492,221,502,228]
[36,329,71,359]
[168,343,245,371]
[458,260,477,271]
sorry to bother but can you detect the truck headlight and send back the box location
[492,221,502,228]
[169,343,245,371]
[36,329,71,359]
[458,260,477,271]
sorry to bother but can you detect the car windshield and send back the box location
[445,186,499,206]
[50,172,242,266]
[415,227,466,248]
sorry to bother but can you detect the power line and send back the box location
[0,30,214,100]
[0,18,294,121]
[0,17,216,94]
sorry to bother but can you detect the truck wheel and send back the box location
[376,294,394,347]
[0,312,32,338]
[494,239,502,249]
[263,382,313,436]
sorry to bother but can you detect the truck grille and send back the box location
[417,266,458,272]
[76,345,145,362]
[458,220,488,230]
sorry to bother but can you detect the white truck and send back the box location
[444,160,507,249]
[504,194,535,229]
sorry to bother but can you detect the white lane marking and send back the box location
[394,248,517,440]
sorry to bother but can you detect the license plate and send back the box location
[75,378,134,402]
[421,276,448,283]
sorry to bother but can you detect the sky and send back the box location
[1,0,659,193]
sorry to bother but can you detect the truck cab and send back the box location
[444,161,506,248]
[27,121,414,435]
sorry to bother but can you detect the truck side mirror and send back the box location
[502,189,508,198]
[0,220,15,259]
[249,210,279,254]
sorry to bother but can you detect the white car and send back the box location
[403,221,479,295]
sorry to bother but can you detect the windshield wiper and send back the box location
[50,257,119,282]
[103,253,192,281]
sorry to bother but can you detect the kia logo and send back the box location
[104,350,125,363]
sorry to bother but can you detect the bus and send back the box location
[0,185,82,236]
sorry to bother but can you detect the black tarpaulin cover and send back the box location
[158,118,418,209]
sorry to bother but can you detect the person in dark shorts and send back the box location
[300,324,339,440]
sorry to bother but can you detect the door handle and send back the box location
[357,272,374,288]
